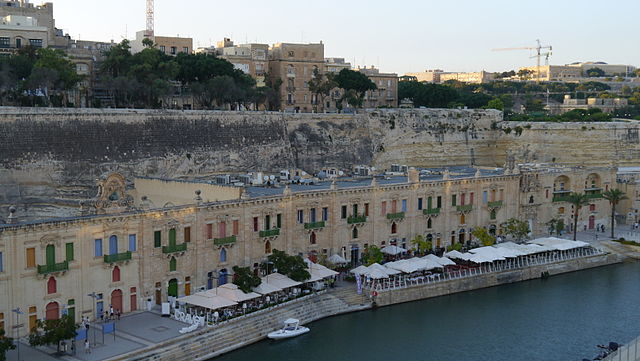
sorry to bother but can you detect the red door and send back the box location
[588,216,595,230]
[130,293,137,312]
[45,302,59,320]
[111,289,123,314]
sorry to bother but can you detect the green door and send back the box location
[168,278,178,298]
[169,228,177,247]
[46,244,55,265]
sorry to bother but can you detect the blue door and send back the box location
[109,235,118,255]
[96,300,104,319]
[219,269,228,285]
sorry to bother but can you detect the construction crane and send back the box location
[492,39,552,83]
[145,0,154,38]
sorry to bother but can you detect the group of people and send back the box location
[80,305,122,354]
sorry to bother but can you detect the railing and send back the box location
[37,261,69,275]
[162,243,188,254]
[347,215,367,224]
[104,251,132,263]
[213,235,237,246]
[364,246,604,293]
[586,192,603,199]
[304,221,325,230]
[423,208,440,216]
[259,229,280,238]
[386,212,405,220]
[552,195,571,202]
[456,204,473,212]
[488,200,503,208]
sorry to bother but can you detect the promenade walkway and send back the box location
[604,335,640,361]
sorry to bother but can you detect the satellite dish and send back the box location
[263,176,269,181]
[338,171,344,176]
[301,171,307,176]
[269,175,275,180]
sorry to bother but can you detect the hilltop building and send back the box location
[130,30,192,56]
[404,69,495,84]
[0,0,69,52]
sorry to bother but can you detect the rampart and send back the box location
[0,107,639,220]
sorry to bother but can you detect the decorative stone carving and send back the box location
[90,173,134,214]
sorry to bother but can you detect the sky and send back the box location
[50,0,640,75]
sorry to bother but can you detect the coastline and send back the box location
[105,252,623,361]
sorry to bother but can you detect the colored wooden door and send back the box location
[169,229,177,247]
[45,302,59,320]
[109,235,118,255]
[45,244,55,265]
[111,289,123,313]
[168,279,178,298]
[130,293,137,311]
[589,216,595,230]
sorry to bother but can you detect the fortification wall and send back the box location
[1,107,639,221]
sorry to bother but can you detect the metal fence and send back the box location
[604,335,640,361]
[365,247,604,293]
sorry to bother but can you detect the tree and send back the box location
[334,69,376,108]
[410,235,432,255]
[0,329,15,361]
[361,245,383,266]
[603,189,628,238]
[567,193,590,241]
[232,266,261,293]
[517,69,534,81]
[28,314,77,353]
[585,67,605,77]
[307,67,336,112]
[141,37,154,48]
[446,243,462,252]
[484,97,504,111]
[471,227,497,246]
[501,218,530,242]
[265,249,310,282]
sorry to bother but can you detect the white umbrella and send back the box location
[366,268,390,279]
[445,250,466,259]
[350,265,370,275]
[327,254,349,264]
[368,263,401,276]
[381,245,407,255]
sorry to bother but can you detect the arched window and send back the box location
[391,222,397,234]
[45,302,59,320]
[310,232,317,244]
[112,266,121,282]
[109,235,118,255]
[169,257,177,272]
[490,209,497,220]
[352,227,358,239]
[265,241,272,254]
[426,234,433,242]
[47,276,57,294]
[220,248,227,263]
[529,195,534,204]
[427,218,432,229]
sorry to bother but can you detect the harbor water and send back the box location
[215,261,640,361]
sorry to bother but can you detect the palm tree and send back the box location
[603,189,628,239]
[567,193,590,241]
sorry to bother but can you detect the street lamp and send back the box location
[11,307,24,361]
[86,293,97,346]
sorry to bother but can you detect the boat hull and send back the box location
[267,327,310,340]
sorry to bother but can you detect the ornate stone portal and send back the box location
[90,173,134,214]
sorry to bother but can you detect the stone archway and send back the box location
[111,289,123,313]
[45,302,59,320]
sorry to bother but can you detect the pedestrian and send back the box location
[100,312,104,322]
[116,309,121,320]
[84,339,91,354]
[602,225,606,233]
[109,305,114,319]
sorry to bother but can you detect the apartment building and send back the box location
[216,38,269,87]
[358,66,398,108]
[0,0,69,53]
[130,30,192,56]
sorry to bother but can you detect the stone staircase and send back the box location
[108,290,371,361]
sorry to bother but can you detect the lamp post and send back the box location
[86,293,97,346]
[11,307,24,361]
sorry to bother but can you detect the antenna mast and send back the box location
[145,0,154,37]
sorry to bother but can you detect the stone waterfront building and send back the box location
[0,164,615,335]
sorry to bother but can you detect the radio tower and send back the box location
[145,0,154,38]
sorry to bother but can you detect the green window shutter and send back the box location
[169,228,177,247]
[169,257,177,272]
[427,197,433,209]
[276,214,282,229]
[65,243,74,261]
[46,244,55,265]
[154,231,162,248]
[452,195,457,207]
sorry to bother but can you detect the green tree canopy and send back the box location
[361,245,384,266]
[0,328,15,361]
[567,193,590,241]
[265,249,310,282]
[501,218,530,242]
[603,189,628,238]
[471,227,497,246]
[28,314,77,353]
[410,235,432,255]
[232,265,261,293]
[334,69,376,108]
[585,67,605,77]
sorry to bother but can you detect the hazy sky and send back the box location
[51,0,639,75]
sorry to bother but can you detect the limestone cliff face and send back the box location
[0,107,638,221]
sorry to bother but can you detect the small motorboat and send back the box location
[267,318,310,340]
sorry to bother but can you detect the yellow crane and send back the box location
[492,39,552,83]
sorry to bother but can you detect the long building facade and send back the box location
[0,165,615,335]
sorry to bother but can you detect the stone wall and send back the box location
[1,107,640,221]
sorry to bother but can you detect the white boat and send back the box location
[267,318,310,340]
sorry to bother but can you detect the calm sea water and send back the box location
[214,262,640,361]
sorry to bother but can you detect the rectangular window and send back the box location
[154,231,161,248]
[381,201,387,215]
[182,47,188,53]
[418,198,423,210]
[341,205,347,219]
[65,242,74,261]
[427,197,433,209]
[364,203,369,217]
[28,39,43,48]
[297,210,304,224]
[170,46,177,54]
[451,194,457,207]
[310,209,317,223]
[233,220,239,235]
[207,224,213,239]
[461,193,466,206]
[253,217,259,231]
[265,215,271,230]
[0,252,3,272]
[26,247,35,268]
[184,227,191,242]
[470,192,474,205]
[129,234,137,251]
[276,214,282,229]
[0,312,3,330]
[392,200,397,213]
[352,204,358,216]
[437,196,442,209]
[94,239,103,257]
[401,199,407,212]
[0,37,8,48]
[218,222,226,238]
[321,208,328,222]
[483,191,488,203]
[160,45,166,53]
[499,189,504,201]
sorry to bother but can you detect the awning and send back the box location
[327,254,349,264]
[350,265,370,275]
[381,245,407,255]
[177,291,238,310]
[445,250,466,259]
[529,237,590,251]
[421,254,457,266]
[215,283,261,302]
[260,272,302,289]
[252,282,283,295]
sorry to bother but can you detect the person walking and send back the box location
[84,339,91,354]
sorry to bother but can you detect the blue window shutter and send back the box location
[129,234,137,252]
[95,239,103,257]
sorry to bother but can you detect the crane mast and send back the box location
[492,39,552,83]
